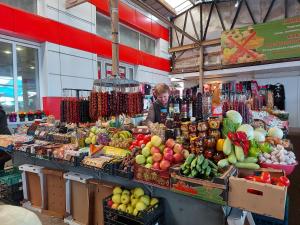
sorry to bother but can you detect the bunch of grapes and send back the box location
[97,133,111,145]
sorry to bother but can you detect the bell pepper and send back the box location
[216,139,225,151]
[236,131,248,141]
[260,172,271,184]
[248,147,260,158]
[259,143,272,153]
[278,176,290,187]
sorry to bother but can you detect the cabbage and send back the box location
[237,124,254,140]
[226,110,243,125]
[253,130,266,142]
[255,127,267,136]
[268,127,284,139]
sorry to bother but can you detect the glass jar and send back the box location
[204,136,216,148]
[197,121,209,132]
[198,131,207,138]
[189,122,197,133]
[209,129,221,140]
[208,117,221,129]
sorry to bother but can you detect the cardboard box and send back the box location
[42,168,66,218]
[228,168,287,220]
[170,165,236,205]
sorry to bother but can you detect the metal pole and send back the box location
[110,0,119,77]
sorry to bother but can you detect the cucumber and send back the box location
[235,162,260,170]
[191,158,198,169]
[184,154,195,166]
[191,169,198,177]
[202,159,209,170]
[217,159,229,168]
[235,145,245,162]
[243,157,258,163]
[228,150,237,164]
[223,138,232,155]
[205,166,211,177]
[197,154,205,166]
[196,164,202,173]
[208,159,218,170]
[183,168,190,175]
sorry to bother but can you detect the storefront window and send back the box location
[0,39,39,113]
[0,0,37,13]
[120,25,139,50]
[17,45,39,112]
[96,13,111,40]
[140,34,155,55]
[0,42,14,112]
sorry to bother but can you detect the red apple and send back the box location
[108,199,113,207]
[160,160,171,171]
[165,138,176,148]
[173,143,183,154]
[138,140,145,147]
[152,153,162,162]
[173,153,184,163]
[143,135,151,143]
[152,162,160,170]
[136,134,145,141]
[163,152,173,162]
[163,147,173,155]
[151,146,160,155]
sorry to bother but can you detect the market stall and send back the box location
[0,77,295,225]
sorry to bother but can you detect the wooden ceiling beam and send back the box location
[169,38,221,53]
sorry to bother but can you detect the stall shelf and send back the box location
[13,151,225,225]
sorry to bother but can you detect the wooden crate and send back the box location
[42,168,66,218]
[19,164,45,212]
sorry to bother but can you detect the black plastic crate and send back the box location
[110,162,134,180]
[103,195,164,225]
[0,182,23,205]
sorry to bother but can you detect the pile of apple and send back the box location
[107,186,159,216]
[135,136,185,171]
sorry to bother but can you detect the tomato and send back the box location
[236,131,247,141]
[136,134,145,141]
[129,145,135,151]
[143,135,151,143]
[244,175,255,181]
[271,177,279,185]
[260,172,271,184]
[277,182,285,187]
[132,140,138,146]
[138,140,145,146]
[253,176,263,183]
[279,176,290,187]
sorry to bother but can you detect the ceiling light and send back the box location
[3,50,12,54]
[29,66,35,69]
[16,47,23,51]
[235,0,240,8]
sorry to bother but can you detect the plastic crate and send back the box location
[252,197,289,225]
[103,195,164,225]
[110,162,134,179]
[0,182,23,205]
[0,167,22,186]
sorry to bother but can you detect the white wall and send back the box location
[135,65,170,85]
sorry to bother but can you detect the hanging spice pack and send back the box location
[61,98,90,123]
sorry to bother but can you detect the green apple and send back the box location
[89,132,95,138]
[159,144,165,152]
[122,189,130,195]
[113,187,122,195]
[142,147,151,157]
[126,205,134,214]
[112,194,121,204]
[91,136,97,145]
[150,198,159,206]
[150,135,162,147]
[133,208,139,216]
[146,156,153,164]
[135,155,146,165]
[131,198,139,208]
[121,194,130,204]
[91,127,97,134]
[136,201,147,211]
[145,163,152,169]
[140,195,150,206]
[118,204,127,212]
[133,187,144,198]
[145,142,152,149]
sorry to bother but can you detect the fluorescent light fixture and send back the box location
[235,0,240,7]
[3,50,12,54]
[16,47,23,51]
[29,66,35,69]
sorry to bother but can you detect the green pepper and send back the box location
[259,143,272,153]
[248,147,260,158]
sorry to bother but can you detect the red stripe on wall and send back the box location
[0,3,170,72]
[90,0,169,41]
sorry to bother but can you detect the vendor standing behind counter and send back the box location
[145,83,170,125]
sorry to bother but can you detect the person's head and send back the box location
[154,83,170,106]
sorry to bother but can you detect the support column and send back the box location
[110,0,119,77]
[199,46,204,93]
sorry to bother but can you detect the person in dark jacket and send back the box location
[0,106,11,170]
[145,83,170,124]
